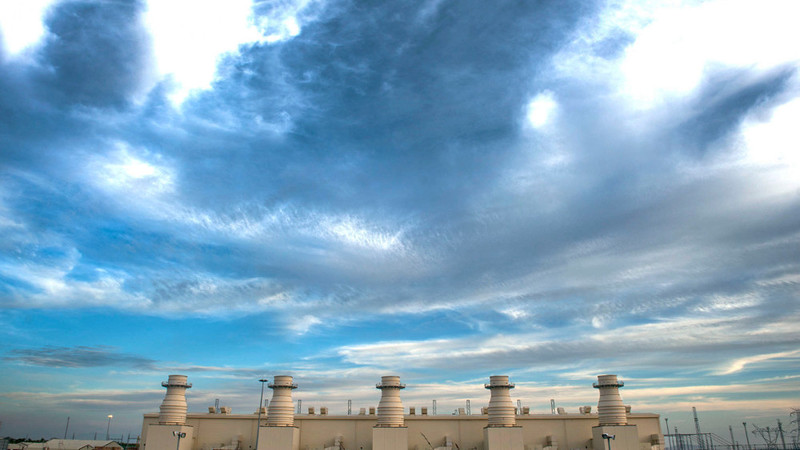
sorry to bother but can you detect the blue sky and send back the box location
[1,0,799,443]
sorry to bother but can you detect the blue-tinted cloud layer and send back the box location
[1,0,799,442]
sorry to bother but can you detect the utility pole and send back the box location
[777,420,787,450]
[693,407,704,450]
[744,423,752,450]
[665,418,671,450]
[256,378,268,450]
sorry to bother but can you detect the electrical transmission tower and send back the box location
[693,407,705,450]
[790,409,800,447]
[751,424,780,449]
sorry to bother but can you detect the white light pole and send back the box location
[602,433,616,450]
[173,431,186,450]
[255,378,268,450]
[106,415,113,440]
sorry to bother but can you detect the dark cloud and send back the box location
[37,0,153,108]
[676,66,797,151]
[5,345,156,369]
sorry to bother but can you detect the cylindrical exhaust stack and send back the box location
[376,376,406,427]
[593,374,627,425]
[484,375,516,427]
[159,375,192,425]
[267,375,298,426]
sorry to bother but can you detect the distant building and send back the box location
[141,374,664,450]
[10,440,122,450]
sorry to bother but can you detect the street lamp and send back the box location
[173,431,186,450]
[106,415,113,440]
[743,423,752,450]
[255,378,268,450]
[602,433,616,450]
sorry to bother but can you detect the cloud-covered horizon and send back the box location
[1,0,798,442]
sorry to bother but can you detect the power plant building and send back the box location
[141,374,664,450]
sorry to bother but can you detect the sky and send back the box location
[1,0,799,444]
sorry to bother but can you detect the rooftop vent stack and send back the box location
[485,375,516,427]
[593,374,627,426]
[159,375,192,425]
[267,375,298,426]
[376,376,406,427]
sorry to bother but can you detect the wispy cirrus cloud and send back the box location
[5,345,157,369]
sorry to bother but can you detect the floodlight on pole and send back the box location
[602,433,615,450]
[106,415,113,440]
[255,378,268,450]
[173,431,186,450]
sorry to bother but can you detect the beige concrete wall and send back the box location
[142,412,662,450]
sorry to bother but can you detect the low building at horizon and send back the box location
[7,440,123,450]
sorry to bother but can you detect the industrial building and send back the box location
[141,374,664,450]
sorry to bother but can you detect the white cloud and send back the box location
[288,314,323,335]
[88,142,175,201]
[717,349,800,376]
[526,90,558,129]
[554,0,800,109]
[738,96,800,186]
[619,0,800,107]
[144,0,320,105]
[0,0,57,57]
[0,248,150,310]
